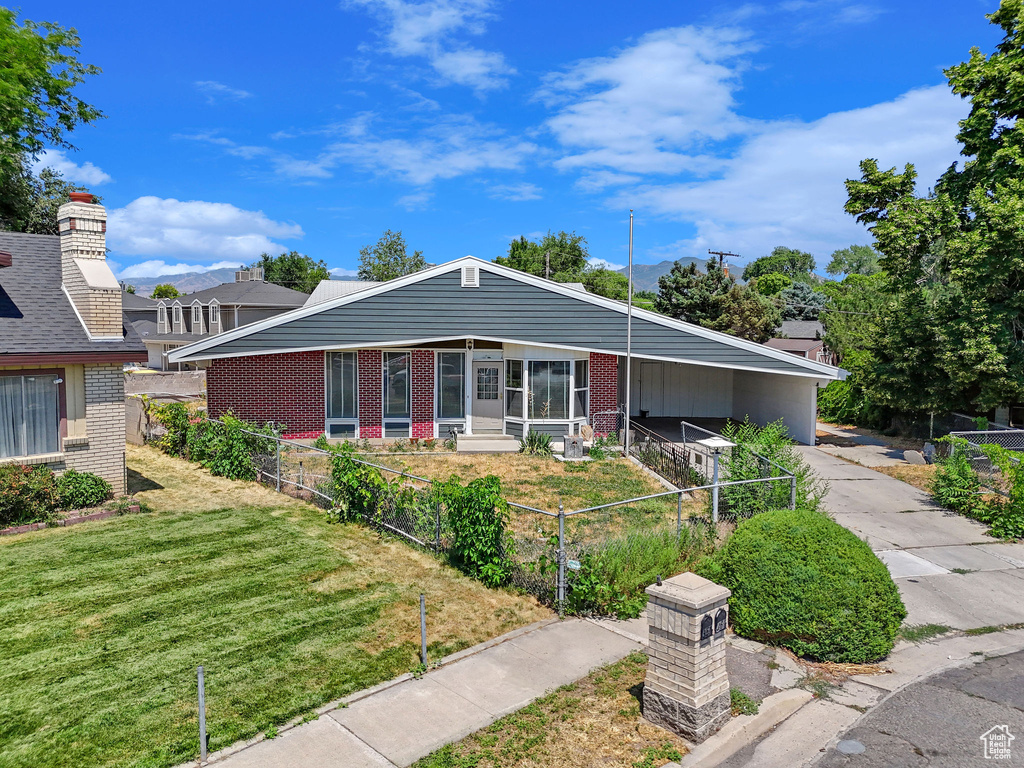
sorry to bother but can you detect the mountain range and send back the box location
[615,257,743,292]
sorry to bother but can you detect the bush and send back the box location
[0,464,60,527]
[519,431,552,456]
[565,525,712,618]
[434,475,514,587]
[715,419,827,519]
[55,469,111,510]
[698,508,906,662]
[931,437,982,516]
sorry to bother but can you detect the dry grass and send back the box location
[873,463,937,493]
[817,422,924,451]
[414,652,688,768]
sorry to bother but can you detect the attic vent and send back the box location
[461,265,479,288]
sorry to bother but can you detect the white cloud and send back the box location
[117,260,245,279]
[397,190,433,209]
[487,182,541,201]
[33,149,112,186]
[541,26,757,175]
[344,0,514,91]
[614,85,964,262]
[195,80,253,104]
[588,257,625,271]
[108,196,304,263]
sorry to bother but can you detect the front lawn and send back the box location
[0,446,549,768]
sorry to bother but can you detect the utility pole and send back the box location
[708,249,740,271]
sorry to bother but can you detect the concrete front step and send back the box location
[456,434,521,454]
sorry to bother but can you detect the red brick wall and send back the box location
[411,350,435,439]
[358,349,382,439]
[589,352,619,434]
[207,351,324,438]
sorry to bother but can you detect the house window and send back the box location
[476,367,498,400]
[573,359,588,419]
[209,303,220,327]
[505,360,524,418]
[528,361,570,420]
[383,351,410,437]
[192,304,201,324]
[436,352,465,420]
[327,352,358,438]
[0,374,60,458]
[157,305,168,334]
[172,304,182,327]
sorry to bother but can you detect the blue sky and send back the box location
[25,0,999,280]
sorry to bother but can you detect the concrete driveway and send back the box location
[797,446,1024,630]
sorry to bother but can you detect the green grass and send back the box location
[898,624,952,643]
[0,446,549,768]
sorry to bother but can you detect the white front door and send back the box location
[472,362,504,433]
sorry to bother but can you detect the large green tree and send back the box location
[819,273,886,362]
[826,244,881,276]
[151,284,180,299]
[357,229,425,282]
[845,0,1024,413]
[0,161,87,233]
[250,251,330,294]
[494,231,589,279]
[742,246,816,282]
[655,259,781,343]
[779,281,829,321]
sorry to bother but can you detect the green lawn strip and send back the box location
[0,506,422,768]
[898,624,952,643]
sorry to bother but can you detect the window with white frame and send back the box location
[172,304,182,329]
[0,374,60,458]
[528,361,570,420]
[573,359,588,419]
[191,303,203,333]
[209,302,220,333]
[383,351,410,437]
[326,352,358,438]
[505,360,524,418]
[157,305,168,334]
[436,352,465,420]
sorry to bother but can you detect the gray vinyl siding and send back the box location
[177,270,816,375]
[505,421,524,439]
[528,423,571,438]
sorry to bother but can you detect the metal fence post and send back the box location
[677,492,683,538]
[197,666,207,764]
[790,475,797,510]
[557,504,565,618]
[298,460,304,489]
[419,594,427,667]
[711,452,720,524]
[435,503,442,551]
[275,438,281,493]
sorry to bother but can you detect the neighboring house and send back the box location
[765,320,837,367]
[129,269,309,370]
[0,192,146,494]
[168,258,844,445]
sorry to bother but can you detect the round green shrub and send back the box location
[55,469,112,510]
[698,509,906,663]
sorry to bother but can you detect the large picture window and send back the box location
[0,374,60,459]
[436,352,465,420]
[528,361,570,420]
[327,352,357,419]
[505,360,523,418]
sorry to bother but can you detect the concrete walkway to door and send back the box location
[797,445,1024,630]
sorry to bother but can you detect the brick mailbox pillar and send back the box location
[643,572,731,743]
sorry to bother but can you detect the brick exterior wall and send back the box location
[411,350,435,439]
[64,363,126,495]
[358,349,383,439]
[589,352,619,434]
[207,352,325,438]
[58,199,123,338]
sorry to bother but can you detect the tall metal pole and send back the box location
[624,211,634,457]
[557,504,565,618]
[419,594,427,667]
[712,452,721,524]
[198,666,207,764]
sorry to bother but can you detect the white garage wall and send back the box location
[629,361,734,417]
[732,371,822,445]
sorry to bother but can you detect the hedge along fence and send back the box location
[932,436,1024,540]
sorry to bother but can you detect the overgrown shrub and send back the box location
[931,437,983,516]
[519,431,553,456]
[564,525,712,618]
[698,508,906,662]
[715,419,827,519]
[0,464,60,527]
[977,444,1024,539]
[328,443,395,521]
[434,475,514,587]
[55,469,111,510]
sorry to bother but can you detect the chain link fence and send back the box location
[947,428,1024,497]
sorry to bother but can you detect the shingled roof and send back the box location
[0,231,146,360]
[175,280,309,307]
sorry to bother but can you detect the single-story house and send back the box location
[167,258,844,445]
[765,320,836,367]
[0,192,146,494]
[127,269,309,370]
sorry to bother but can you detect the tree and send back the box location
[780,282,829,321]
[742,246,816,282]
[250,251,330,294]
[358,230,425,282]
[0,9,103,173]
[844,0,1024,414]
[0,160,88,233]
[494,231,589,279]
[151,284,180,299]
[819,273,886,361]
[753,272,792,296]
[581,267,629,300]
[826,244,880,276]
[655,259,780,342]
[123,284,136,294]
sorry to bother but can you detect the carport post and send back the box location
[789,475,797,510]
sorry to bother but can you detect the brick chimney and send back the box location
[58,192,123,339]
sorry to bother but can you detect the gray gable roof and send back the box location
[779,320,824,339]
[179,280,309,307]
[122,291,158,311]
[0,231,146,357]
[169,258,842,379]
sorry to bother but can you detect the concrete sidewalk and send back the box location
[207,618,641,768]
